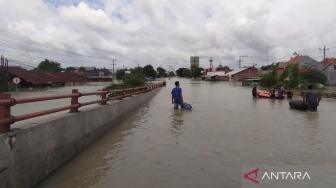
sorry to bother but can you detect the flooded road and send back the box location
[34,79,336,187]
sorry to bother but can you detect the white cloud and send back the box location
[1,0,336,70]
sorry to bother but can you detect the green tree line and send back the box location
[259,63,327,89]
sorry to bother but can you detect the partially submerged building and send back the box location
[7,66,86,88]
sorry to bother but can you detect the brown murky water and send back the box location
[29,79,336,188]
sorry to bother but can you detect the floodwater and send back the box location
[28,79,336,187]
[11,82,111,129]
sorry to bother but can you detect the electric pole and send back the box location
[111,59,116,82]
[319,46,329,60]
[238,55,248,69]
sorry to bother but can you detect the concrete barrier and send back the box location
[0,88,160,188]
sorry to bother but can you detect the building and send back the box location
[7,66,86,88]
[227,67,259,82]
[321,58,336,86]
[286,55,323,71]
[276,55,336,85]
[73,67,112,82]
[203,64,231,81]
[190,56,199,68]
[277,62,287,74]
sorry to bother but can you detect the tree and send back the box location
[259,66,278,87]
[36,59,62,72]
[300,69,327,85]
[157,67,167,78]
[182,68,191,78]
[176,68,185,77]
[130,67,143,75]
[191,65,201,78]
[123,73,146,87]
[65,67,75,73]
[260,62,279,71]
[176,68,191,77]
[143,64,157,78]
[169,71,175,77]
[278,63,300,89]
[199,67,205,75]
[116,69,125,80]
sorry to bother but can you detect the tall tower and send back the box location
[190,56,199,69]
[209,57,213,69]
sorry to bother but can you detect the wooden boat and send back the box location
[257,91,285,99]
[289,100,308,110]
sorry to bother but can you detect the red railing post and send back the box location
[69,89,79,113]
[0,93,11,133]
[100,89,107,105]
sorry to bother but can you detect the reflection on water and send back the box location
[36,79,336,188]
[170,110,184,144]
[171,110,184,130]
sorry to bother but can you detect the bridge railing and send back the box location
[0,82,165,133]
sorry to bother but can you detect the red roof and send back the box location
[8,66,86,85]
[287,55,304,65]
[8,66,42,84]
[48,72,86,82]
[299,67,311,73]
[320,58,336,67]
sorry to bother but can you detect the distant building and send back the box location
[190,56,199,68]
[276,55,323,74]
[277,62,287,74]
[276,55,336,85]
[286,55,323,71]
[7,66,86,88]
[321,58,336,86]
[203,64,231,81]
[227,67,259,82]
[73,67,112,82]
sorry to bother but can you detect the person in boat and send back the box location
[286,88,293,98]
[302,85,321,111]
[252,83,258,97]
[171,81,183,109]
[277,86,285,99]
[269,86,275,98]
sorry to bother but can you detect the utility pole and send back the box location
[238,55,248,69]
[111,59,116,82]
[319,46,329,60]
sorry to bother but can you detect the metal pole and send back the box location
[238,55,248,69]
[111,59,116,82]
[319,46,329,60]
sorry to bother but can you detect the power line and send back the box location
[0,29,116,69]
[319,46,329,60]
[238,55,248,69]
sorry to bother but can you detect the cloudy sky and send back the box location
[0,0,336,71]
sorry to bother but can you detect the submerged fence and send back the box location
[0,83,165,133]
